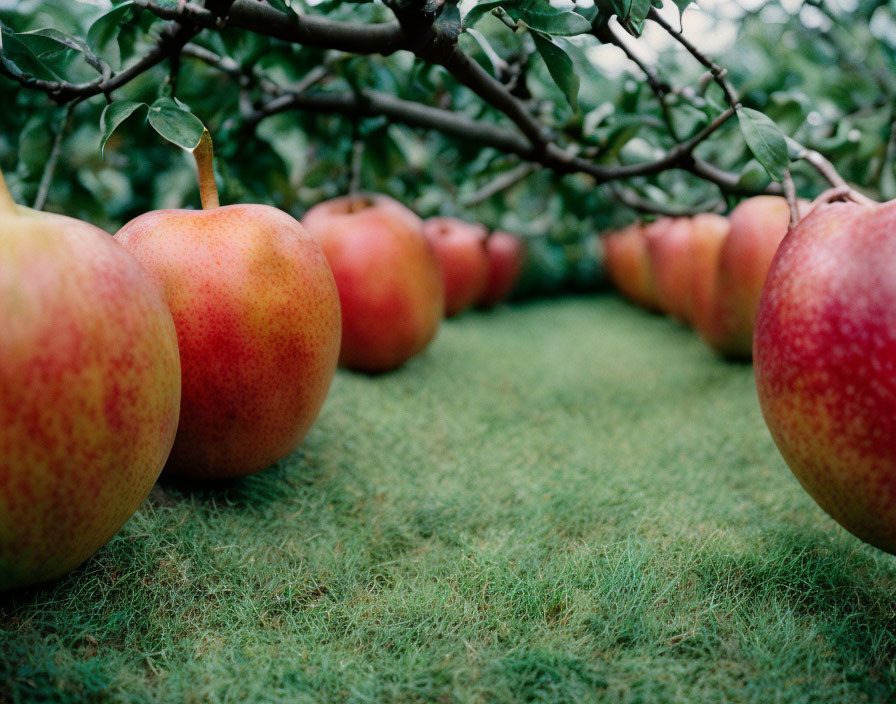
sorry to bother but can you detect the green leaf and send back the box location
[147,98,206,150]
[612,0,654,37]
[11,27,103,79]
[462,0,506,28]
[531,32,579,112]
[100,101,146,155]
[737,159,772,191]
[17,115,54,181]
[518,5,591,35]
[87,1,136,66]
[737,107,789,182]
[0,29,61,81]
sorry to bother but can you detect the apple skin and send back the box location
[423,217,489,317]
[115,204,341,479]
[479,230,525,308]
[696,196,798,359]
[602,223,660,311]
[688,213,730,335]
[302,194,443,373]
[644,217,695,323]
[754,199,896,553]
[1,208,181,590]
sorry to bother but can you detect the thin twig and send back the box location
[33,104,73,211]
[609,185,724,216]
[463,163,537,206]
[349,134,364,195]
[648,8,739,109]
[782,170,799,229]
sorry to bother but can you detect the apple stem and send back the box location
[783,170,800,229]
[192,130,220,210]
[0,168,15,213]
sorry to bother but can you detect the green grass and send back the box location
[3,296,896,703]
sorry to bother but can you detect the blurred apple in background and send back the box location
[687,213,730,336]
[479,230,525,308]
[423,217,489,317]
[644,217,695,323]
[602,223,660,312]
[303,194,443,373]
[696,196,800,359]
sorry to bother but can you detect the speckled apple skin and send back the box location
[115,204,341,479]
[754,199,896,553]
[423,217,489,317]
[1,207,181,590]
[302,195,443,373]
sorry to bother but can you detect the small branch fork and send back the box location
[1,0,855,212]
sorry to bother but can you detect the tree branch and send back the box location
[609,185,724,216]
[648,8,739,109]
[0,20,198,103]
[33,104,72,210]
[463,163,538,206]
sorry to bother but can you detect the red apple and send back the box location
[601,223,660,311]
[423,217,489,317]
[0,169,181,590]
[688,213,730,335]
[302,194,443,373]
[696,196,801,359]
[115,144,341,479]
[754,198,896,553]
[479,230,525,308]
[644,217,695,323]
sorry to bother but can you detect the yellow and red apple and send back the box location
[116,143,341,479]
[0,169,181,590]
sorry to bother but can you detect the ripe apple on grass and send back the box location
[755,192,896,553]
[479,230,525,308]
[0,168,181,591]
[302,194,443,373]
[423,217,489,317]
[687,213,730,334]
[601,223,660,312]
[116,132,341,479]
[644,217,696,323]
[695,196,804,360]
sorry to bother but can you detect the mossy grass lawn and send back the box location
[3,296,896,703]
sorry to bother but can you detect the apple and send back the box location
[479,230,525,308]
[423,217,489,317]
[687,213,730,334]
[644,217,695,323]
[0,169,181,590]
[754,197,896,553]
[601,223,659,311]
[302,194,443,373]
[696,196,801,359]
[115,137,341,479]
